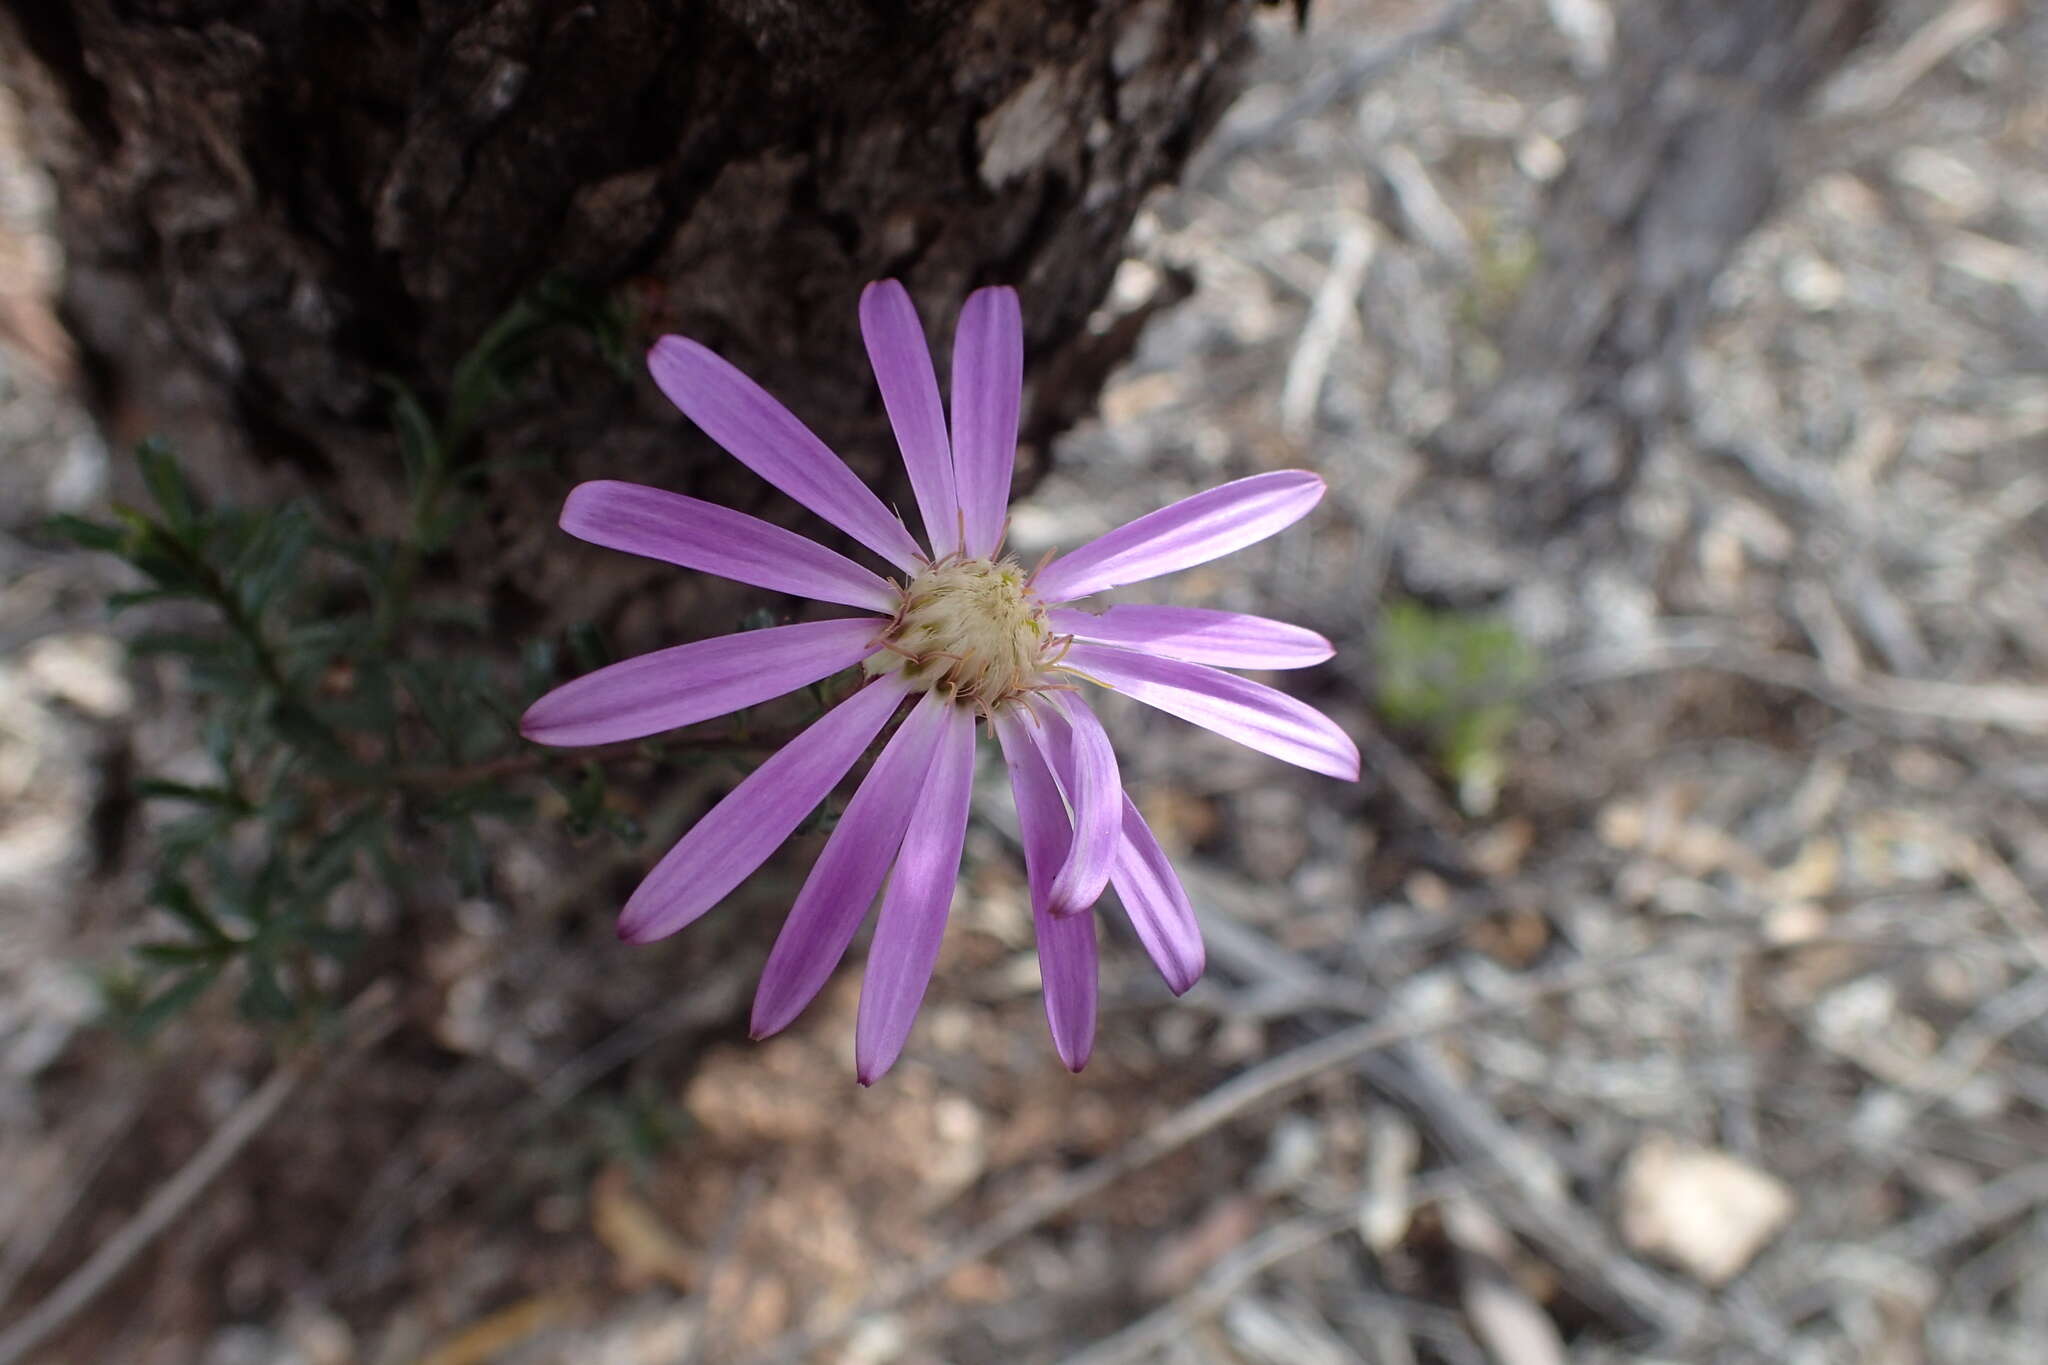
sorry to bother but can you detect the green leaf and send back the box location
[520,637,560,704]
[1372,598,1539,812]
[42,513,126,553]
[567,622,611,675]
[301,803,387,893]
[318,655,396,736]
[136,941,229,966]
[415,490,476,554]
[136,438,200,536]
[448,815,488,896]
[121,522,220,599]
[129,631,233,661]
[127,968,219,1037]
[427,783,535,822]
[136,778,250,813]
[236,955,296,1021]
[382,378,444,486]
[269,700,343,754]
[555,762,608,836]
[200,710,240,772]
[297,924,363,962]
[410,597,490,633]
[159,808,236,868]
[391,660,463,759]
[103,588,185,612]
[153,877,234,945]
[233,501,315,616]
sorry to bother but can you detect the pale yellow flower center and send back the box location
[865,555,1058,710]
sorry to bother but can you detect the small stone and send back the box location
[1769,836,1841,904]
[1515,131,1566,183]
[1782,252,1846,311]
[23,633,131,718]
[1619,1135,1795,1285]
[1597,800,1644,851]
[844,1315,909,1364]
[1764,901,1829,946]
[1251,1114,1322,1193]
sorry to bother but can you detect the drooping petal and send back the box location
[1110,793,1204,994]
[748,689,952,1039]
[561,480,897,613]
[1017,695,1120,917]
[616,677,910,944]
[1048,604,1334,670]
[855,701,977,1083]
[1033,471,1326,603]
[996,713,1100,1069]
[1065,643,1360,781]
[949,286,1024,559]
[992,710,1072,904]
[647,336,925,571]
[1032,891,1099,1072]
[860,281,960,558]
[521,617,882,748]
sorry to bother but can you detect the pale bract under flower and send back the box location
[521,279,1359,1083]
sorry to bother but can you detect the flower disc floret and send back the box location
[866,555,1056,710]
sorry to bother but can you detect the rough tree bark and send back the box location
[1,0,1265,628]
[1417,0,1881,583]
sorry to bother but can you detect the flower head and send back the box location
[521,280,1358,1082]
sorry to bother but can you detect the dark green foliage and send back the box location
[45,282,649,1037]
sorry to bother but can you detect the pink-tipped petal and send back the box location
[561,480,897,613]
[950,286,1023,558]
[616,677,909,943]
[520,617,882,748]
[1033,471,1326,603]
[1048,604,1335,670]
[647,336,925,571]
[1110,794,1205,994]
[750,690,954,1039]
[855,701,977,1083]
[1065,643,1360,781]
[860,281,960,557]
[994,711,1099,1066]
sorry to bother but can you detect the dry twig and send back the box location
[1554,634,2048,736]
[740,932,1761,1365]
[0,985,399,1365]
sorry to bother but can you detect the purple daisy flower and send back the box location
[522,280,1359,1082]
